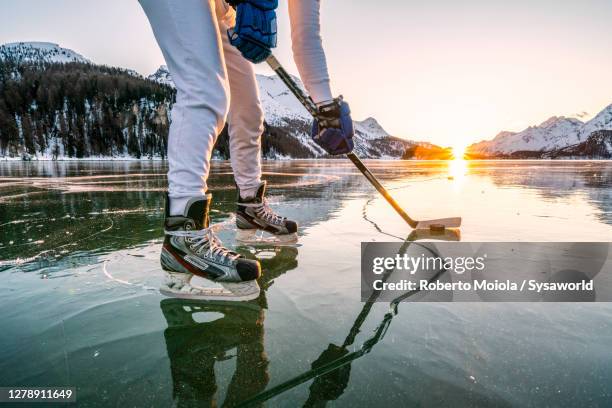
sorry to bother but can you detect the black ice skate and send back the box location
[160,193,261,301]
[236,182,298,245]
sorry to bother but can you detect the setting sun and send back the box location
[448,143,469,185]
[451,143,468,160]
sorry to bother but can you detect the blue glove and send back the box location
[311,97,355,155]
[227,0,278,64]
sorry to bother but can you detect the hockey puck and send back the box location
[429,224,445,232]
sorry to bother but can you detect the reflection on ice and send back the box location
[448,157,467,178]
[0,160,611,406]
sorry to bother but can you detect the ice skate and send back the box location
[235,182,299,245]
[160,193,261,301]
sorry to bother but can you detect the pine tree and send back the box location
[22,114,35,154]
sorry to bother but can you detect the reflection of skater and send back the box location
[239,237,452,406]
[139,0,354,300]
[160,299,269,407]
[159,246,298,406]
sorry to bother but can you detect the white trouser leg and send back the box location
[139,0,230,215]
[217,6,264,199]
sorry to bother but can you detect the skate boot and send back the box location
[236,181,298,245]
[160,193,261,301]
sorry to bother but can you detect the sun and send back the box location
[451,143,467,160]
[448,142,469,185]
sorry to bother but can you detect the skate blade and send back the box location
[160,280,260,302]
[236,229,298,246]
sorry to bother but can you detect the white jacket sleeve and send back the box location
[288,0,334,104]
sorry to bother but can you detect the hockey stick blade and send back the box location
[414,217,462,230]
[407,228,461,241]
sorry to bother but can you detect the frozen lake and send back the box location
[1,160,611,406]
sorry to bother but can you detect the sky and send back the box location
[1,0,611,148]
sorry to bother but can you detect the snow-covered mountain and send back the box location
[148,65,414,158]
[256,72,407,157]
[0,42,415,160]
[0,42,90,64]
[356,117,392,140]
[147,65,173,87]
[0,43,172,160]
[578,104,612,140]
[469,104,612,158]
[547,130,612,159]
[470,116,584,154]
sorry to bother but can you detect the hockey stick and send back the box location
[237,238,449,407]
[265,55,461,230]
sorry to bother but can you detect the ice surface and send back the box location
[1,160,612,406]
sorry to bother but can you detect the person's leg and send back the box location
[140,0,261,301]
[139,0,230,215]
[216,4,265,199]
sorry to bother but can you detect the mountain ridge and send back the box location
[2,42,609,160]
[0,42,417,160]
[148,65,416,159]
[468,104,612,158]
[0,42,90,65]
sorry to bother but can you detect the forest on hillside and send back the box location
[0,59,173,159]
[0,58,323,160]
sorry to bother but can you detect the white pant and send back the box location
[139,0,333,215]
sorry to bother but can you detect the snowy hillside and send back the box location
[0,44,172,160]
[578,104,612,140]
[149,67,310,124]
[355,117,391,140]
[470,104,612,157]
[256,73,310,124]
[0,42,413,160]
[147,65,174,87]
[148,65,414,158]
[470,117,584,154]
[548,130,612,159]
[0,42,90,64]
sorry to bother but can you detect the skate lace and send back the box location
[242,198,284,225]
[165,228,240,263]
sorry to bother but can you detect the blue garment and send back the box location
[312,99,355,155]
[227,0,277,10]
[228,0,278,63]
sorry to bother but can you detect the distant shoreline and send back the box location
[2,157,611,162]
